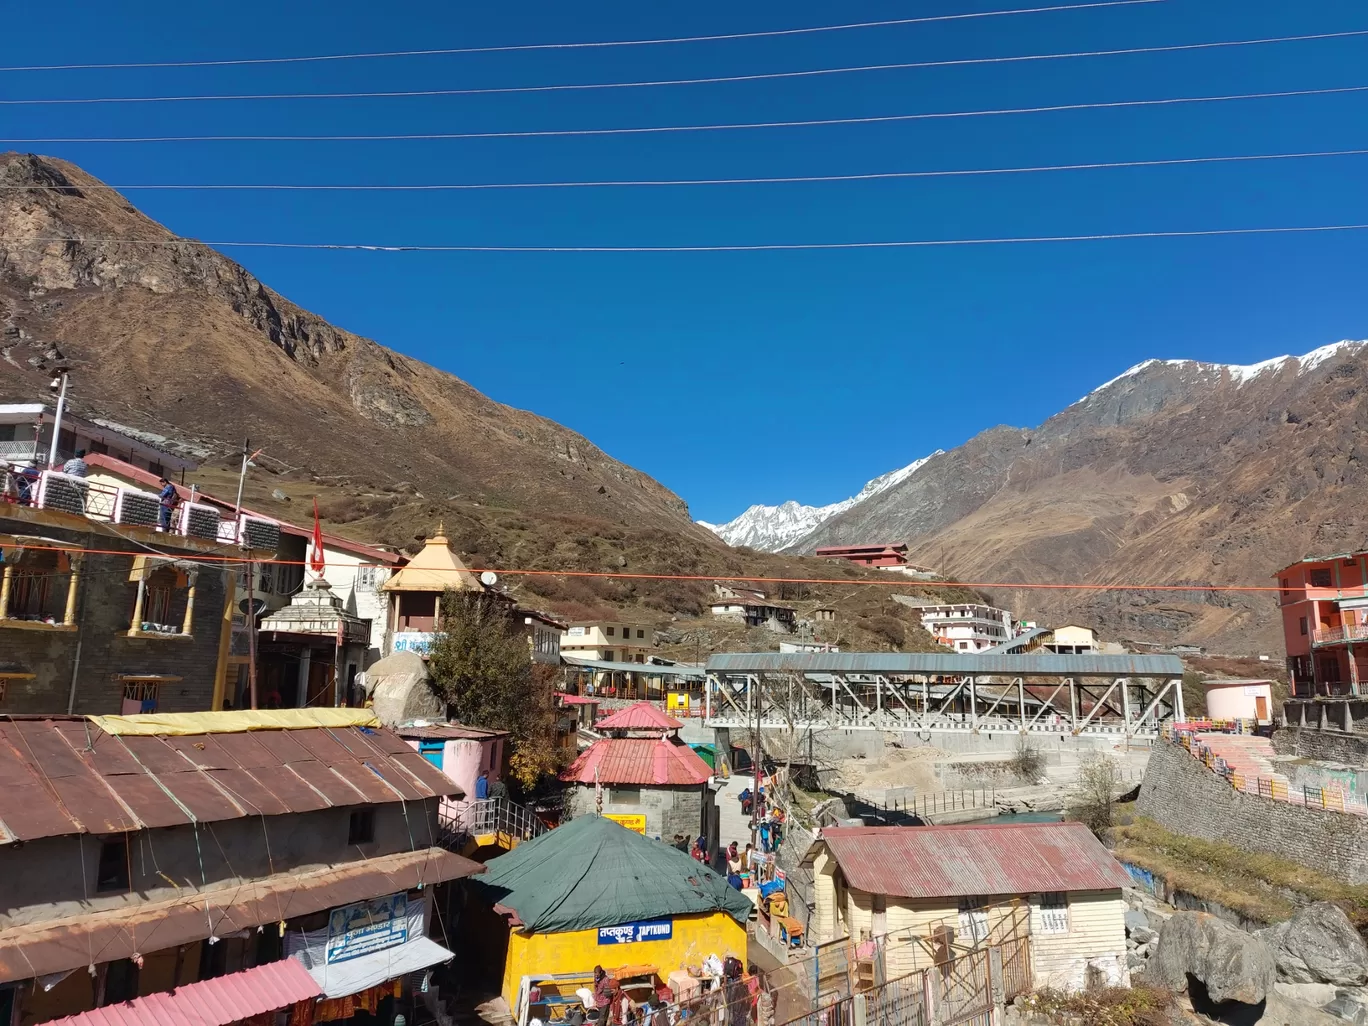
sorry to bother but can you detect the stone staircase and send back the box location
[1193,732,1290,791]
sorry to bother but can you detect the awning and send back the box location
[41,957,321,1025]
[301,937,455,999]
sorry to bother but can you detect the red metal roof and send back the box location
[819,822,1133,899]
[0,718,462,843]
[557,695,601,706]
[561,737,712,786]
[43,957,322,1026]
[595,701,683,731]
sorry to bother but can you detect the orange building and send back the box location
[1276,550,1368,697]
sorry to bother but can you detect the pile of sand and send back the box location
[834,744,948,795]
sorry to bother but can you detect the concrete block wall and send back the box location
[1273,726,1368,767]
[1136,741,1368,884]
[565,785,710,842]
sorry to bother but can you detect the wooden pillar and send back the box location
[181,570,198,636]
[0,562,12,620]
[63,554,82,626]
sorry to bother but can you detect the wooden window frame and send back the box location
[0,545,81,631]
[128,562,197,640]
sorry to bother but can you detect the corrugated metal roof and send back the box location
[705,651,1184,677]
[595,702,683,731]
[43,957,321,1026]
[818,822,1133,899]
[979,627,1049,655]
[0,718,462,845]
[561,738,712,786]
[395,723,510,741]
[0,847,482,983]
[563,655,705,678]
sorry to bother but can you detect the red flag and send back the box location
[310,497,326,576]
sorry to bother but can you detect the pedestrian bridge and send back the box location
[702,651,1186,740]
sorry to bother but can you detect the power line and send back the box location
[0,1,1165,73]
[6,223,1368,253]
[0,539,1302,592]
[6,29,1364,105]
[9,83,1365,143]
[4,147,1366,192]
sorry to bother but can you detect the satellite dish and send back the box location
[239,597,267,617]
[480,571,498,587]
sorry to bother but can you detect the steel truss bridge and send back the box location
[703,651,1186,740]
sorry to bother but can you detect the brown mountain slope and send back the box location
[801,349,1368,654]
[0,152,968,650]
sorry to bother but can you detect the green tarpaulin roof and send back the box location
[472,814,754,935]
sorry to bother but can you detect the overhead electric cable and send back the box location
[0,1,1165,72]
[8,83,1365,143]
[4,147,1365,191]
[4,29,1364,105]
[6,223,1368,253]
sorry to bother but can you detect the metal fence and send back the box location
[438,797,548,850]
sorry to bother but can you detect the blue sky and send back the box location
[5,0,1367,524]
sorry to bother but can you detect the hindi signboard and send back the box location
[603,813,647,834]
[597,920,673,945]
[325,892,410,964]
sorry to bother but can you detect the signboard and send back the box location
[392,632,436,655]
[604,813,647,834]
[325,893,409,964]
[597,920,673,945]
[568,626,586,637]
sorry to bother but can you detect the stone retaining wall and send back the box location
[1136,742,1368,885]
[1274,727,1368,768]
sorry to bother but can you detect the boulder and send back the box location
[1149,911,1277,1005]
[365,651,443,726]
[1125,909,1150,933]
[1258,904,1368,987]
[1274,981,1340,1007]
[1323,993,1368,1025]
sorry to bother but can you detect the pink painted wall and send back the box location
[403,736,505,822]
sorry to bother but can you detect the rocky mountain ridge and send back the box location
[729,342,1368,652]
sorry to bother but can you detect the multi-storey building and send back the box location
[561,619,657,663]
[903,601,1014,653]
[1276,550,1368,697]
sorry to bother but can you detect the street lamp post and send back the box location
[46,369,70,468]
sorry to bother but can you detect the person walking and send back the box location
[157,477,180,531]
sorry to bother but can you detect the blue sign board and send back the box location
[326,892,409,964]
[597,919,673,945]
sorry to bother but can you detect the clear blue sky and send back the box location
[6,0,1367,523]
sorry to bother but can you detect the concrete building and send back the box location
[0,709,483,1025]
[257,578,372,709]
[561,702,715,840]
[561,619,656,663]
[805,822,1133,993]
[82,452,403,671]
[380,528,500,656]
[901,601,1014,652]
[1203,678,1275,725]
[0,402,199,477]
[521,608,566,665]
[1275,550,1368,697]
[1044,625,1099,655]
[0,489,243,715]
[708,598,797,632]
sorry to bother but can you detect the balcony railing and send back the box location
[1313,624,1368,645]
[2,465,281,554]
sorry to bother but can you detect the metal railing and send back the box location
[437,797,548,849]
[1313,624,1368,645]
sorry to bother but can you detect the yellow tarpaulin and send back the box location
[89,708,381,736]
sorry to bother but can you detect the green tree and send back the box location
[426,591,564,791]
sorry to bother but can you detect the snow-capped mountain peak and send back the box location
[1076,340,1368,405]
[698,452,942,552]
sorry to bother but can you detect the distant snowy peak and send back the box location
[1077,340,1368,405]
[699,451,943,553]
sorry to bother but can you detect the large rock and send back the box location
[1258,904,1368,987]
[364,651,443,726]
[1149,911,1277,1005]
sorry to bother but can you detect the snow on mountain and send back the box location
[698,452,942,552]
[1076,340,1368,405]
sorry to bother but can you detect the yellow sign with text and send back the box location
[604,814,647,835]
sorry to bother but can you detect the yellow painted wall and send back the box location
[499,912,746,1008]
[1029,889,1127,991]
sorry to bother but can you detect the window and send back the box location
[607,626,615,636]
[348,809,376,845]
[957,897,990,945]
[603,650,615,662]
[355,565,379,590]
[1038,892,1070,934]
[1300,617,1309,636]
[130,564,189,635]
[121,680,161,715]
[4,550,72,623]
[97,836,130,892]
[637,629,645,640]
[612,787,642,806]
[1311,568,1333,588]
[418,740,445,768]
[0,425,15,443]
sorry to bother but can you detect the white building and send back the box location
[0,402,198,476]
[708,599,797,632]
[561,621,656,663]
[904,601,1014,652]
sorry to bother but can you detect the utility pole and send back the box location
[46,369,70,468]
[234,437,251,517]
[751,676,762,852]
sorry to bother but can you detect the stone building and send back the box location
[0,709,483,1024]
[0,498,241,715]
[560,701,715,840]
